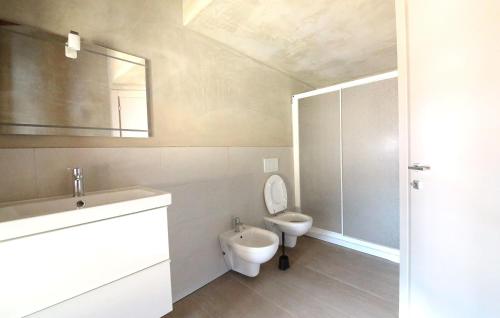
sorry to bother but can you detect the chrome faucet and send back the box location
[69,167,85,197]
[233,217,242,233]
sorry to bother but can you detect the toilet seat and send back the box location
[270,211,311,223]
[264,175,288,214]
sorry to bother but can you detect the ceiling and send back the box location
[183,0,397,88]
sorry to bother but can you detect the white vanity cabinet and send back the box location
[0,187,172,318]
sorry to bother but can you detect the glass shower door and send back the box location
[341,78,399,248]
[298,91,342,233]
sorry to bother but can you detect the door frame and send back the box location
[395,0,410,316]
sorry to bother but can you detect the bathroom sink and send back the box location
[0,186,173,318]
[0,187,171,241]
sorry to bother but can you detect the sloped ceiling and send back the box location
[183,0,397,88]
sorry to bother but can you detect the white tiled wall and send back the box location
[0,147,294,301]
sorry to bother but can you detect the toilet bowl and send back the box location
[219,225,279,277]
[263,175,313,247]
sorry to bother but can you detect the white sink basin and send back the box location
[0,186,173,318]
[0,187,171,241]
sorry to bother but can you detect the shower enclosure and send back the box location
[293,72,399,257]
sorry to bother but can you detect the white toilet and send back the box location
[219,225,279,277]
[263,175,313,248]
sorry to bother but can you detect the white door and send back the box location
[110,90,149,137]
[402,1,500,317]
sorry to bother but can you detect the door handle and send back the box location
[408,164,431,171]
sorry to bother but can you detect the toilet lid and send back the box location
[264,175,288,214]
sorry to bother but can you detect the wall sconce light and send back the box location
[65,30,80,59]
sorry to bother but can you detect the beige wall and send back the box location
[0,146,295,302]
[0,0,307,303]
[0,0,311,148]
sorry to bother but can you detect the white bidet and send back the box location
[219,225,279,277]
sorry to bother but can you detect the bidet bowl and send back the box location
[264,212,313,236]
[229,226,279,263]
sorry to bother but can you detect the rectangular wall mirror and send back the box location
[0,20,150,138]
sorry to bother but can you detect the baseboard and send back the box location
[306,227,400,263]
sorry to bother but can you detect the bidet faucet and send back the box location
[69,167,85,197]
[233,217,242,232]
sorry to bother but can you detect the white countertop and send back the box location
[0,187,171,241]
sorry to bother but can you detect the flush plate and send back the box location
[263,158,279,173]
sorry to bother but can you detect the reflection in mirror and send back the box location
[0,20,150,138]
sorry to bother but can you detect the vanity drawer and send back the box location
[28,260,172,318]
[0,207,169,318]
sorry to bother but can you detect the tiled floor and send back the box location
[165,236,399,318]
